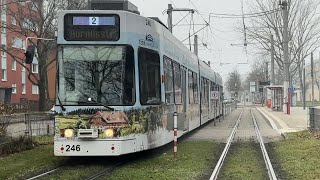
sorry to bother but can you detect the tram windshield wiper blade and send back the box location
[78,101,115,111]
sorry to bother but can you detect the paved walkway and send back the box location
[256,106,308,134]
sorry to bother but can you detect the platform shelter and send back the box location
[266,85,283,111]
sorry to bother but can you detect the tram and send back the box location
[43,2,223,156]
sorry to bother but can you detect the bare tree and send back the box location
[244,56,268,92]
[226,69,242,97]
[0,0,87,111]
[245,0,320,92]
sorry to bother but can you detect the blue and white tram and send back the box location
[53,9,223,156]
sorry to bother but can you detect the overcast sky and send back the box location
[130,0,255,82]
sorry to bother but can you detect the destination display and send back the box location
[73,17,116,26]
[64,14,120,41]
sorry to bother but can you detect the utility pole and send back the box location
[303,58,306,110]
[265,62,269,81]
[167,4,194,33]
[281,0,290,114]
[271,35,275,85]
[311,52,314,107]
[194,35,198,56]
[167,4,173,33]
[271,35,275,108]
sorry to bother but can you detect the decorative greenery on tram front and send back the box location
[55,106,164,138]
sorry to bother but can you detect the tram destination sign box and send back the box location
[64,14,120,41]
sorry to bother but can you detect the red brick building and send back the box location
[0,0,55,104]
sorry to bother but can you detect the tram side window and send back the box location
[164,56,174,104]
[201,77,207,104]
[123,46,135,104]
[210,81,215,104]
[205,79,209,104]
[139,48,161,105]
[193,72,199,104]
[188,70,194,104]
[181,66,187,105]
[173,61,182,104]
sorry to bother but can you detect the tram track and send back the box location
[25,156,127,180]
[209,108,277,180]
[26,167,61,180]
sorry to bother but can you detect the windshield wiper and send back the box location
[78,99,114,111]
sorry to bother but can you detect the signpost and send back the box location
[211,91,219,100]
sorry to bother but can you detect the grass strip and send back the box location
[107,141,221,180]
[268,131,320,180]
[218,142,268,180]
[0,145,66,180]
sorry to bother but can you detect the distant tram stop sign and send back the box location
[211,91,219,100]
[288,87,300,92]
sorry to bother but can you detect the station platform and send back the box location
[185,105,307,143]
[256,107,308,134]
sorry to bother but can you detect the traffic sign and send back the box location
[288,87,300,92]
[211,91,219,100]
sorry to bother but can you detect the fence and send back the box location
[309,107,320,130]
[223,101,237,117]
[0,113,54,147]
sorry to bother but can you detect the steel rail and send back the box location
[85,161,128,180]
[209,110,243,180]
[251,110,277,180]
[26,167,60,180]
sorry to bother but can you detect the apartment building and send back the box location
[0,0,56,104]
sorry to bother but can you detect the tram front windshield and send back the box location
[58,45,135,106]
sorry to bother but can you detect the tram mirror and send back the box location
[25,45,36,64]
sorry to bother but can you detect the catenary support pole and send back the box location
[194,35,198,56]
[282,0,289,114]
[271,35,275,109]
[167,4,173,33]
[303,58,306,110]
[311,52,314,107]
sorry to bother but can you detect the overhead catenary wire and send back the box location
[172,12,191,28]
[208,9,281,18]
[188,0,218,60]
[169,0,191,26]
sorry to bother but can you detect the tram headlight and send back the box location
[104,129,114,138]
[64,129,74,138]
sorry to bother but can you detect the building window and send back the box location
[32,85,38,95]
[138,48,161,105]
[32,64,38,73]
[22,63,26,72]
[11,16,16,25]
[11,59,16,70]
[1,69,6,81]
[12,83,16,94]
[1,21,5,34]
[12,38,25,49]
[18,1,25,6]
[22,84,26,94]
[31,2,39,11]
[1,44,6,56]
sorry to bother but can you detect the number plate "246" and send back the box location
[65,145,80,152]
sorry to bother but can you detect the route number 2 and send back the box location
[90,17,99,25]
[66,145,80,152]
